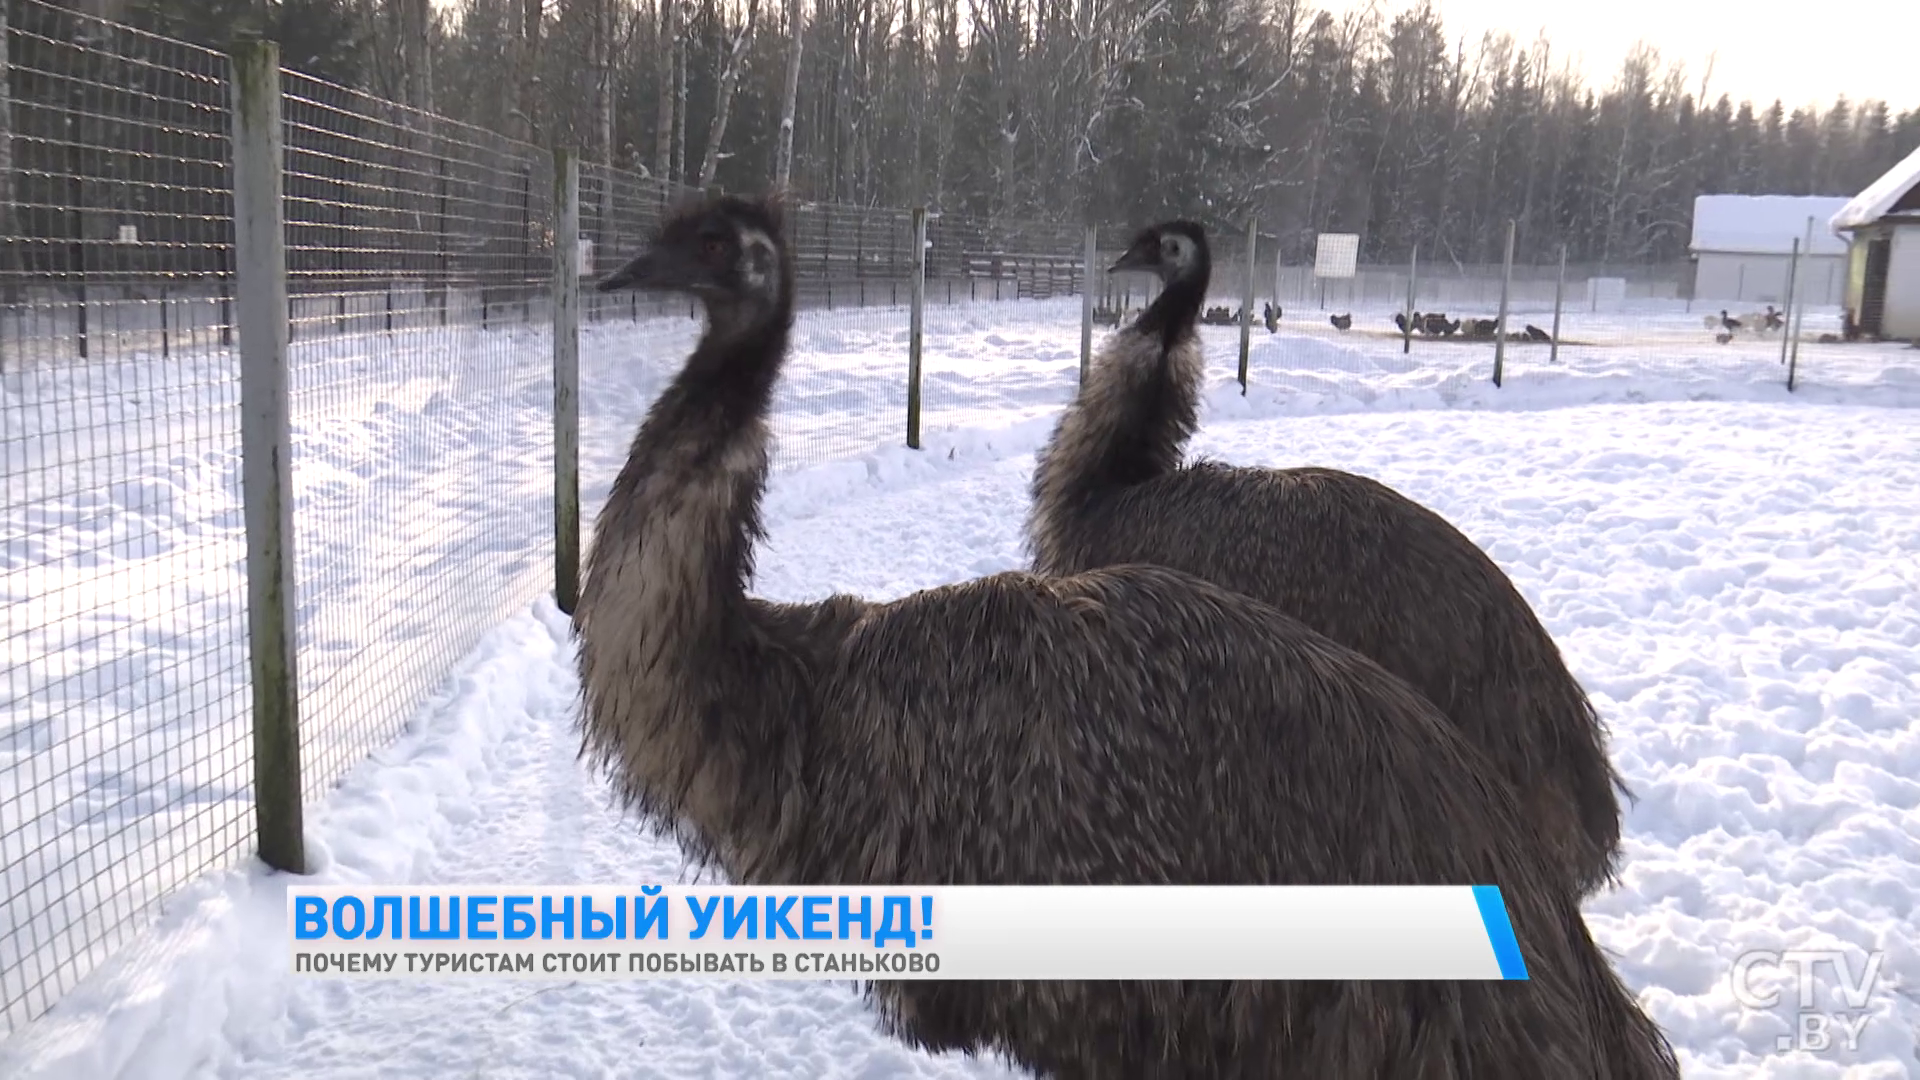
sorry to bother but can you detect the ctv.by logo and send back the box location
[1729,948,1885,1053]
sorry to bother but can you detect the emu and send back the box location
[1029,219,1633,901]
[582,195,1679,1079]
[1330,312,1353,330]
[1525,323,1552,343]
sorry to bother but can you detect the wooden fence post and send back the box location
[229,38,305,875]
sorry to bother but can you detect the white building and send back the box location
[1831,142,1920,341]
[1687,194,1852,305]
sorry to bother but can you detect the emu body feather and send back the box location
[578,197,1677,1079]
[1031,220,1629,901]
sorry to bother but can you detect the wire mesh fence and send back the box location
[572,187,1100,476]
[276,71,562,804]
[773,201,917,463]
[3,0,1878,1049]
[0,7,1100,1041]
[575,162,700,505]
[1,0,250,1040]
[911,215,1091,439]
[1214,233,1858,397]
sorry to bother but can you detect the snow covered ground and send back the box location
[4,294,1920,1078]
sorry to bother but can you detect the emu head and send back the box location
[596,193,790,320]
[1109,220,1210,286]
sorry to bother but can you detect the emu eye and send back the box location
[703,237,728,260]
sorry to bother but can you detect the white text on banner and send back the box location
[286,885,1531,981]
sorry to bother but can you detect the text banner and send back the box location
[287,884,1530,981]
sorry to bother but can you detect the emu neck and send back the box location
[1027,293,1204,571]
[572,291,792,859]
[1134,265,1207,352]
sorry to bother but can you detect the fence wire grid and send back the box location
[1238,244,1856,398]
[276,69,563,803]
[2,0,1882,1051]
[1,2,248,1041]
[0,3,1095,1042]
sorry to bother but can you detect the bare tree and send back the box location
[402,0,434,113]
[595,0,616,167]
[673,0,687,183]
[509,0,543,142]
[923,0,962,209]
[697,0,759,188]
[774,0,805,188]
[970,0,1024,216]
[653,0,677,178]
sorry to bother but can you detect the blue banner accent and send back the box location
[1471,885,1529,980]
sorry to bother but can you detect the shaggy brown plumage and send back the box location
[1029,219,1631,901]
[578,194,1678,1079]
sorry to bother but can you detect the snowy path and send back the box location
[215,608,1017,1080]
[7,297,1920,1078]
[7,391,1919,1079]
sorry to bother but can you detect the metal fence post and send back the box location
[1788,216,1813,390]
[1492,219,1515,388]
[1403,244,1417,354]
[553,148,581,614]
[1550,244,1566,364]
[519,164,532,321]
[907,206,926,449]
[1238,219,1255,393]
[1779,236,1801,370]
[228,39,305,876]
[1273,248,1282,316]
[1080,224,1096,383]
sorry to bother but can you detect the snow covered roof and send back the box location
[1830,142,1920,233]
[1690,195,1853,256]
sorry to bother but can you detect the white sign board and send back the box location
[1585,276,1627,313]
[1313,233,1359,280]
[578,237,595,276]
[117,224,139,243]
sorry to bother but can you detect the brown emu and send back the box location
[579,194,1678,1079]
[1028,219,1633,901]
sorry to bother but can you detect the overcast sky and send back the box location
[1318,0,1919,112]
[428,0,1918,114]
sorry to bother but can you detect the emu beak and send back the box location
[1109,244,1156,275]
[596,252,657,293]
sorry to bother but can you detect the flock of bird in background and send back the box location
[1102,288,1828,352]
[1098,296,1565,344]
[1710,305,1789,344]
[571,192,1687,1078]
